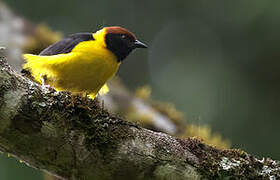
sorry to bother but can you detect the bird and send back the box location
[22,26,147,99]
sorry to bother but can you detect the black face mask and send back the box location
[105,33,147,62]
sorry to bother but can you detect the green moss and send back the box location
[193,143,280,179]
[0,66,25,133]
[41,121,57,138]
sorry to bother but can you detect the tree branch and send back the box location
[0,58,279,180]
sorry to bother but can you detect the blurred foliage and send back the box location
[135,85,152,100]
[2,0,280,179]
[126,111,154,128]
[23,24,62,54]
[152,101,184,127]
[134,85,230,149]
[136,85,184,126]
[182,124,231,149]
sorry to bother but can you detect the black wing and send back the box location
[39,33,94,55]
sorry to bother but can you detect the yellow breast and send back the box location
[54,40,120,94]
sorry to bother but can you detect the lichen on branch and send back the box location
[0,57,279,180]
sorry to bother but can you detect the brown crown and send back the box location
[105,26,136,40]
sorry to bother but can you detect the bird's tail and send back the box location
[22,54,43,68]
[22,54,53,83]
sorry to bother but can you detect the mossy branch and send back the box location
[0,58,279,180]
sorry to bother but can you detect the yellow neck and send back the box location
[71,28,119,64]
[93,28,107,48]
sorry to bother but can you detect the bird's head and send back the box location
[94,26,147,62]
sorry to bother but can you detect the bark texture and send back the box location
[0,58,280,180]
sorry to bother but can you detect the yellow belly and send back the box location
[52,52,119,95]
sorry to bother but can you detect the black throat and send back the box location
[105,33,134,62]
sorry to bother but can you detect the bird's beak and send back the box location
[134,40,148,49]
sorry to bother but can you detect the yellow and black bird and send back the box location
[22,26,147,99]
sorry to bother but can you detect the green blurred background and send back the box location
[2,0,280,179]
